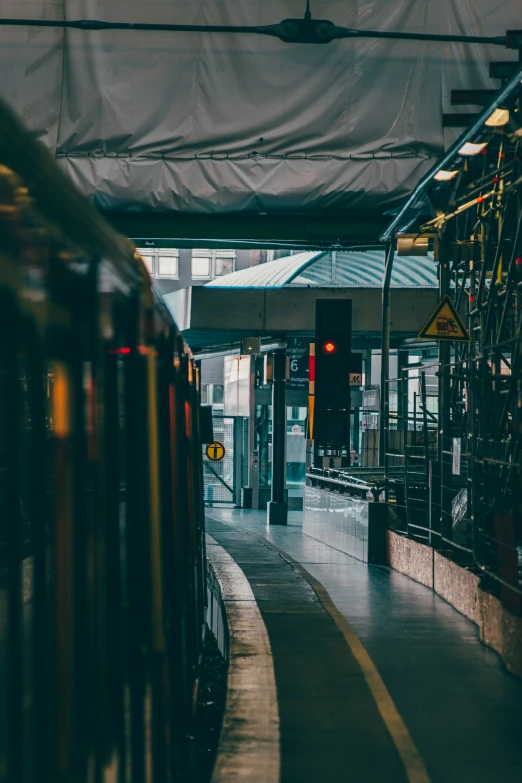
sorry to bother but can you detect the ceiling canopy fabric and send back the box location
[1,1,519,214]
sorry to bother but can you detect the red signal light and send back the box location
[323,341,337,354]
[109,346,131,356]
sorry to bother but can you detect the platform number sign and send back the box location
[288,352,309,390]
[206,441,226,462]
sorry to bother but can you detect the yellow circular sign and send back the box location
[206,442,226,462]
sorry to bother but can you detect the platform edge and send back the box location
[206,534,280,783]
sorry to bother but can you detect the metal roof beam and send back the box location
[103,211,389,250]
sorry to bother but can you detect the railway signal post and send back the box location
[314,299,353,469]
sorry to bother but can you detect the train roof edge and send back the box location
[0,97,140,286]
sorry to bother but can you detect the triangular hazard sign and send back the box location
[418,295,470,342]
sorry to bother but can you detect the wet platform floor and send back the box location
[206,509,522,783]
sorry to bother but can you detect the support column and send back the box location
[438,240,452,544]
[268,352,288,525]
[249,355,258,509]
[379,241,395,467]
[233,417,244,508]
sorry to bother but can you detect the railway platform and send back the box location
[206,509,522,783]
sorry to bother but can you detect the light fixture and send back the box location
[397,236,429,256]
[434,169,459,182]
[485,108,510,127]
[240,336,261,356]
[458,141,487,156]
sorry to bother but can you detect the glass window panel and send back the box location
[215,257,234,276]
[158,255,179,277]
[192,256,211,278]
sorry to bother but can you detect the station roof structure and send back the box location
[1,2,519,245]
[206,250,438,289]
[163,247,439,351]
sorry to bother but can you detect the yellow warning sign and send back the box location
[418,295,470,342]
[206,442,226,462]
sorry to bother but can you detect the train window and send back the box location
[18,357,32,549]
[0,339,5,548]
[157,253,179,278]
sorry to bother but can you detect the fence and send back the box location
[384,349,522,616]
[382,124,522,614]
[203,416,248,506]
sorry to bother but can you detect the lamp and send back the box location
[434,169,459,182]
[485,108,510,127]
[397,236,429,256]
[458,141,487,156]
[241,336,261,356]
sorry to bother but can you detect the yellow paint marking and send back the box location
[308,576,431,783]
[237,527,432,783]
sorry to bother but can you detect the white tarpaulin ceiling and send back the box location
[0,1,520,214]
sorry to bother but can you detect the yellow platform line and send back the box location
[239,527,432,783]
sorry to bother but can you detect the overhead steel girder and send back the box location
[102,211,389,250]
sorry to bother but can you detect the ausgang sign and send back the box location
[288,351,309,390]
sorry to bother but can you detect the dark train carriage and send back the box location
[0,99,206,782]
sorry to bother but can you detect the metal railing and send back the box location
[381,104,522,611]
[307,466,386,499]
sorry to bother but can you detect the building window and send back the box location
[213,384,224,404]
[136,248,179,279]
[157,252,179,278]
[215,256,234,276]
[192,249,236,280]
[191,253,212,279]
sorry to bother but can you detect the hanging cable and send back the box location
[0,16,507,47]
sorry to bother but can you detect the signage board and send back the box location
[288,351,309,390]
[418,295,470,342]
[206,441,226,462]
